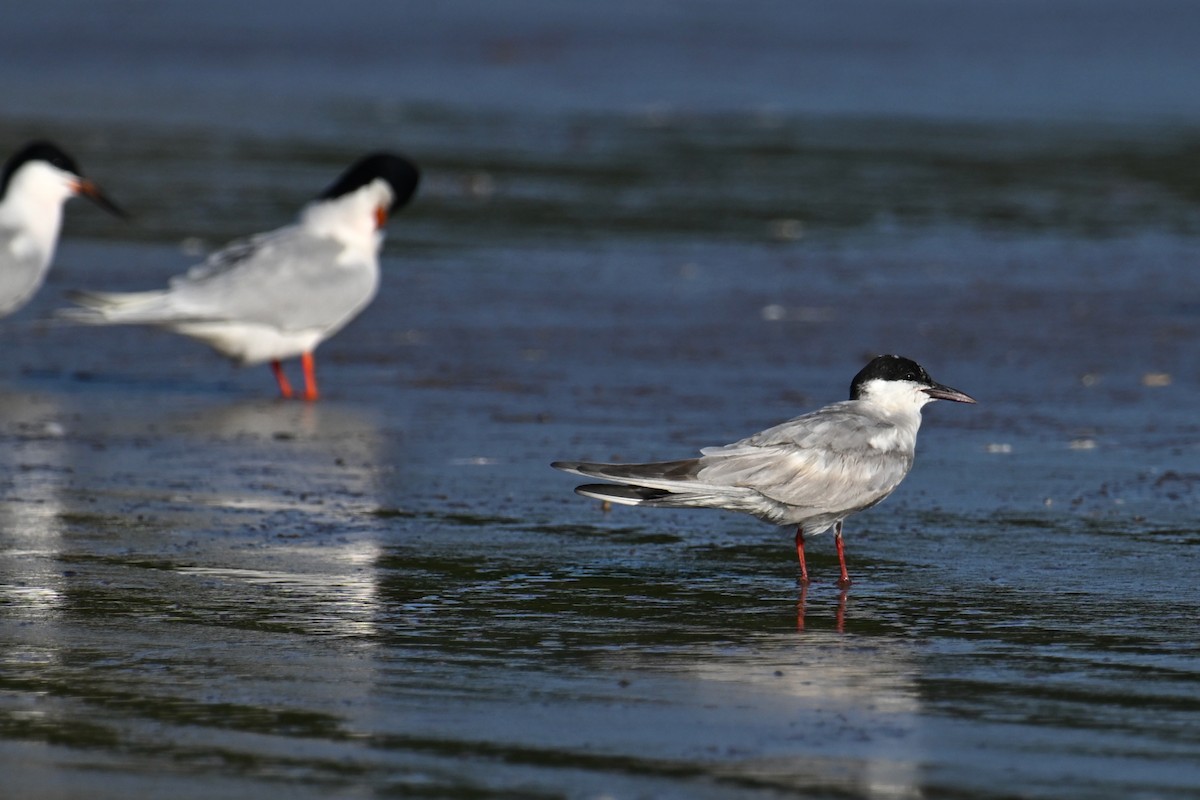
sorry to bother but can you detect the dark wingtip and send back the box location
[574,484,671,502]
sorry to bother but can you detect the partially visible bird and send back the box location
[0,140,125,318]
[61,152,420,401]
[553,355,976,587]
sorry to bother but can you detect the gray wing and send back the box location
[695,403,914,513]
[162,226,377,331]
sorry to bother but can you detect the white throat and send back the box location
[858,378,933,417]
[0,161,77,264]
[299,178,391,258]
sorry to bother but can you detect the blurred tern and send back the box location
[553,355,975,587]
[62,152,420,400]
[0,140,125,318]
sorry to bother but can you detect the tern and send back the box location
[0,140,125,318]
[62,152,420,401]
[553,355,975,586]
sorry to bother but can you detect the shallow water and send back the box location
[2,3,1200,798]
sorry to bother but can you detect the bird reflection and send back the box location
[150,398,389,639]
[0,389,71,624]
[796,582,849,633]
[39,394,392,641]
[605,595,923,798]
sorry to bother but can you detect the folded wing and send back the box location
[64,227,374,333]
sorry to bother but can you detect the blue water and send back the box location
[1,3,1199,798]
[5,0,1200,123]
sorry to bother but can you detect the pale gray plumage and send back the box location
[555,401,914,532]
[58,152,420,399]
[553,355,975,585]
[66,228,369,346]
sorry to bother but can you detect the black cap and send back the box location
[1,140,82,199]
[318,152,420,211]
[849,355,933,400]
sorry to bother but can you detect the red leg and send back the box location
[796,582,808,631]
[794,526,809,585]
[271,360,294,399]
[834,521,852,588]
[301,352,319,402]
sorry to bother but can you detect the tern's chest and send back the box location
[864,418,919,453]
[0,220,52,265]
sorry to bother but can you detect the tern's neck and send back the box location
[299,181,389,255]
[856,382,930,441]
[853,394,924,454]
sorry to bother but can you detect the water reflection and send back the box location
[1,1,1198,788]
[152,399,390,639]
[0,389,76,791]
[1,391,396,639]
[0,391,393,759]
[699,632,921,796]
[573,598,922,798]
[796,584,848,633]
[0,388,72,623]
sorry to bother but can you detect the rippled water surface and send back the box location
[2,3,1200,798]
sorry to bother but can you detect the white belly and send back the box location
[170,321,326,365]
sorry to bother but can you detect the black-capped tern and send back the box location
[62,152,419,401]
[553,355,975,587]
[0,140,125,318]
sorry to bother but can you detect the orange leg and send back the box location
[301,352,319,402]
[794,526,809,585]
[271,360,294,399]
[834,521,852,588]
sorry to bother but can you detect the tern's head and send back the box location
[317,153,420,230]
[849,355,976,411]
[0,140,125,219]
